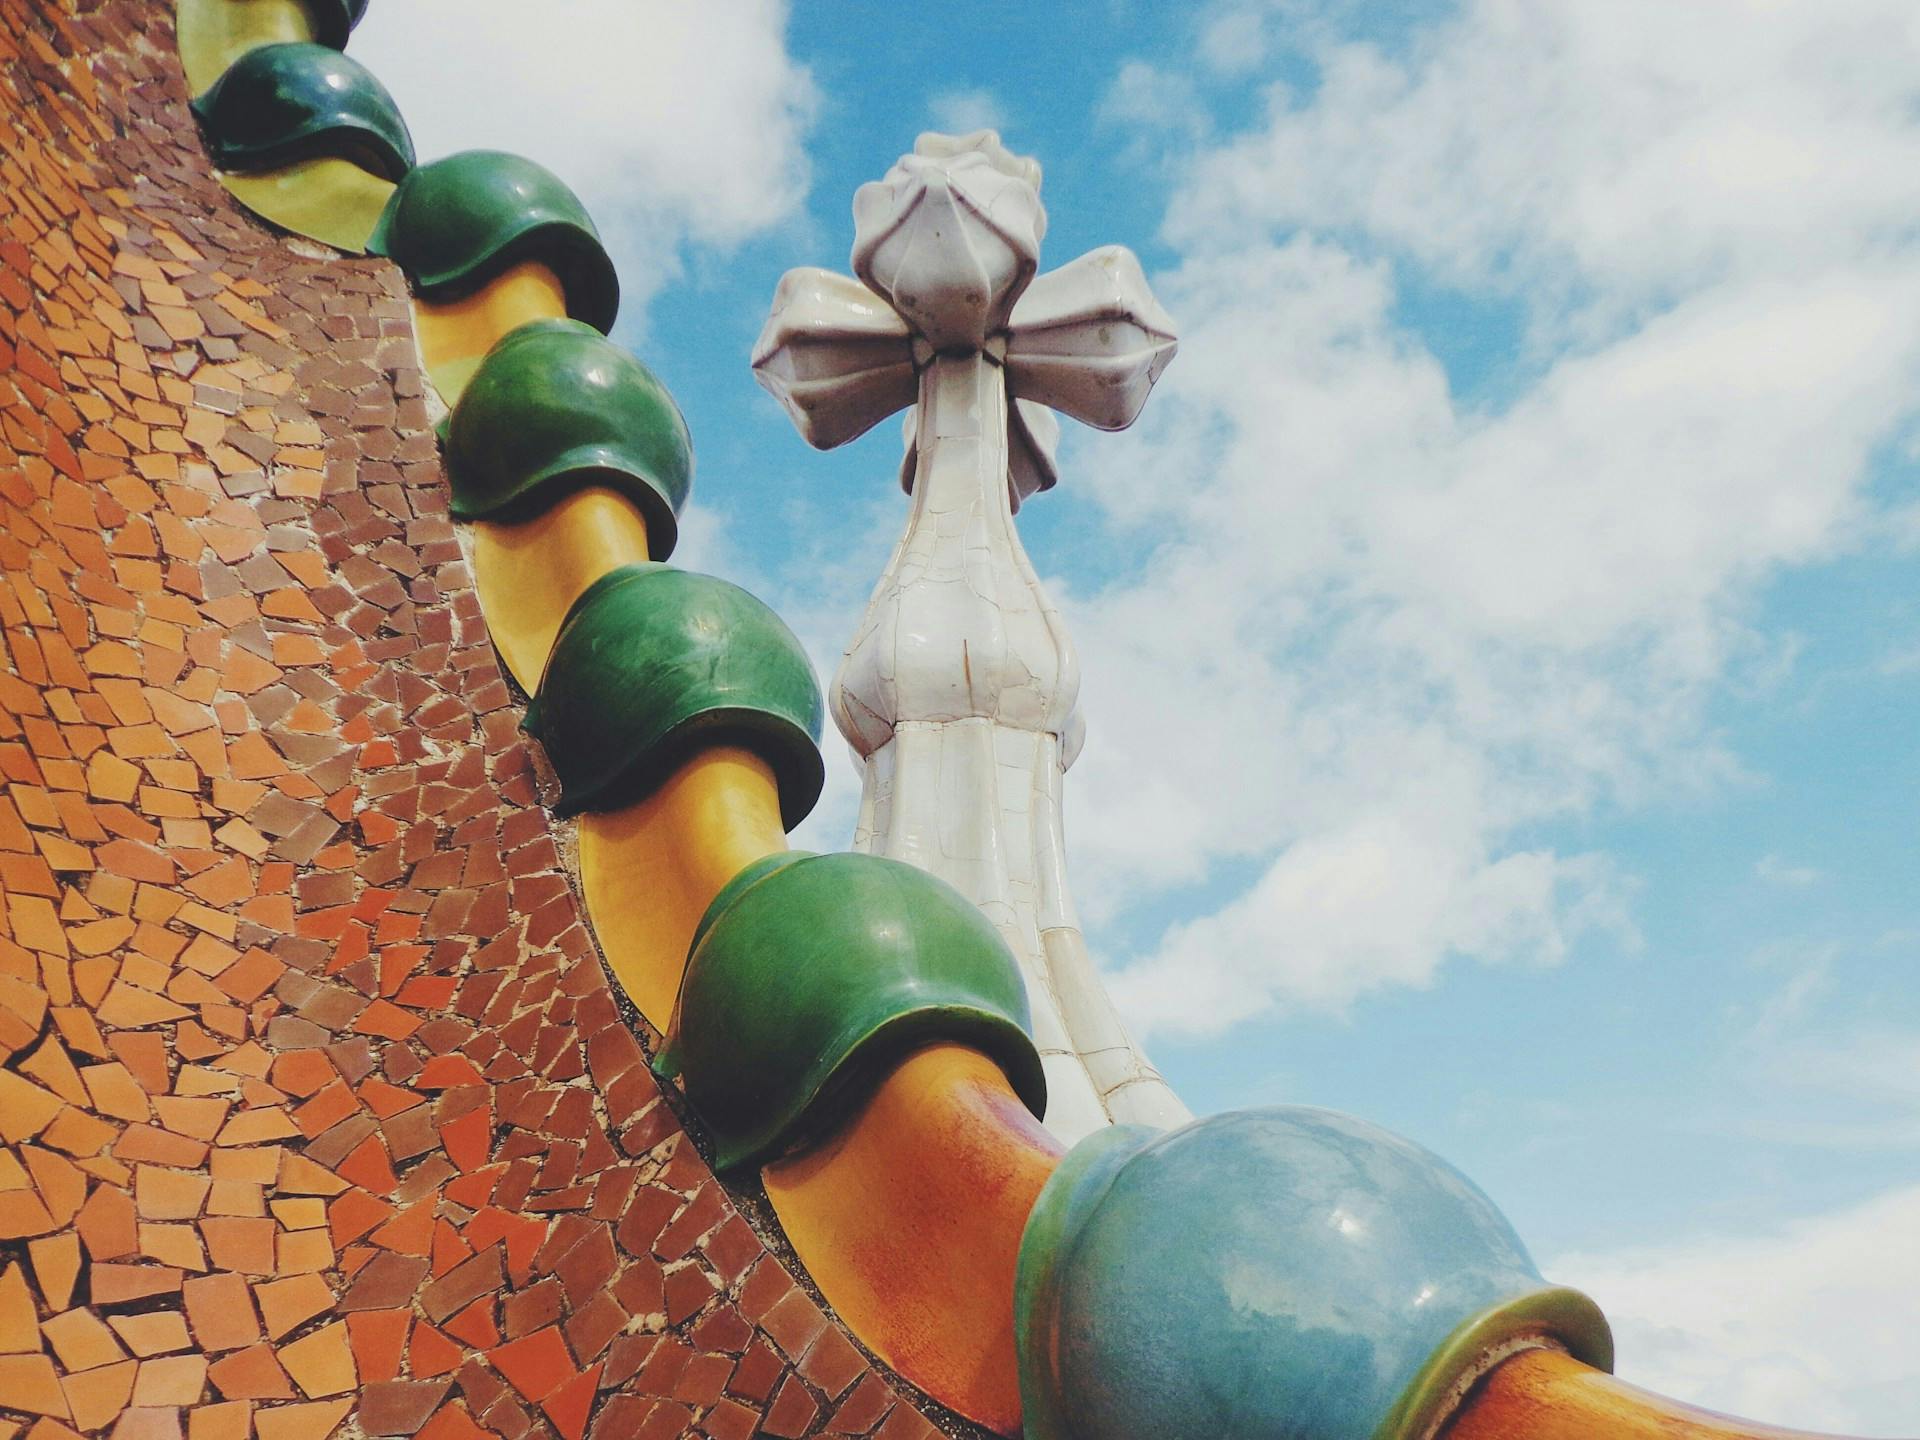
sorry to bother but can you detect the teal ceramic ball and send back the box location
[1016,1108,1611,1440]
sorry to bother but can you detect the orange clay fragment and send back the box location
[578,747,787,1032]
[763,1043,1064,1438]
[472,487,652,692]
[1442,1347,1860,1440]
[413,260,568,407]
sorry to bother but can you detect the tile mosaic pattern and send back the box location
[0,4,952,1438]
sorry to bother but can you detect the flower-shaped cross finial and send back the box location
[752,129,1177,505]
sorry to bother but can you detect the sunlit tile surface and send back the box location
[0,5,949,1438]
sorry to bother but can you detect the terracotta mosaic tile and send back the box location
[0,6,949,1440]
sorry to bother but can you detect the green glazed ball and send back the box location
[659,850,1047,1171]
[524,563,824,825]
[368,149,618,331]
[191,42,413,182]
[445,318,692,553]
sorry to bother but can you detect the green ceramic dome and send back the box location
[368,150,618,332]
[190,42,413,182]
[445,318,692,552]
[658,851,1047,1171]
[524,563,824,824]
[307,0,370,49]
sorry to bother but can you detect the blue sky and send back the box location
[354,3,1920,1431]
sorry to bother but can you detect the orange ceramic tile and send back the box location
[185,1400,250,1440]
[442,1299,497,1351]
[578,746,788,1030]
[251,1274,331,1341]
[136,1222,208,1271]
[267,1198,325,1231]
[369,1201,432,1257]
[110,1408,185,1440]
[332,1135,396,1196]
[325,1189,391,1248]
[488,1325,577,1404]
[26,1233,82,1310]
[436,1106,489,1174]
[22,1150,87,1229]
[134,1166,210,1220]
[413,1056,483,1090]
[204,1344,292,1401]
[62,1355,136,1431]
[106,1312,191,1359]
[345,1310,409,1385]
[274,1227,333,1275]
[414,1402,486,1440]
[75,1185,138,1261]
[764,1044,1064,1436]
[406,1323,461,1381]
[0,1263,41,1352]
[180,1272,258,1352]
[82,1061,152,1121]
[209,1149,279,1187]
[276,1320,354,1399]
[129,1354,207,1407]
[0,1068,65,1141]
[204,1180,264,1218]
[0,1189,57,1240]
[270,1159,345,1198]
[250,1398,350,1440]
[427,1222,469,1278]
[89,1266,184,1306]
[541,1362,603,1440]
[196,1217,273,1275]
[42,1306,129,1371]
[0,1353,71,1418]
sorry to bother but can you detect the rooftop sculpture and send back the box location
[754,131,1188,1143]
[0,7,1906,1440]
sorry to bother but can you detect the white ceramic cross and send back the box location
[752,131,1189,1144]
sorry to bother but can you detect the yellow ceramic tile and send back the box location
[765,1044,1063,1436]
[216,161,397,257]
[471,486,653,692]
[414,260,568,406]
[579,747,788,1031]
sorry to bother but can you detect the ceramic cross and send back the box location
[753,130,1188,1143]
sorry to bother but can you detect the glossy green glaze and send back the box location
[367,150,618,331]
[307,0,369,49]
[657,851,1047,1172]
[1014,1107,1612,1440]
[190,42,412,181]
[445,318,692,551]
[523,563,824,824]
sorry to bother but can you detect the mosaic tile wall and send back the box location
[0,4,954,1437]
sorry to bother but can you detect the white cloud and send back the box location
[1554,1185,1920,1437]
[1171,1,1920,324]
[352,0,817,321]
[1755,855,1822,889]
[1106,816,1625,1029]
[1071,0,1920,1037]
[1721,1022,1920,1151]
[927,87,1008,137]
[1195,7,1272,77]
[1098,60,1210,147]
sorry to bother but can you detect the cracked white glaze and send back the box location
[753,130,1186,1144]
